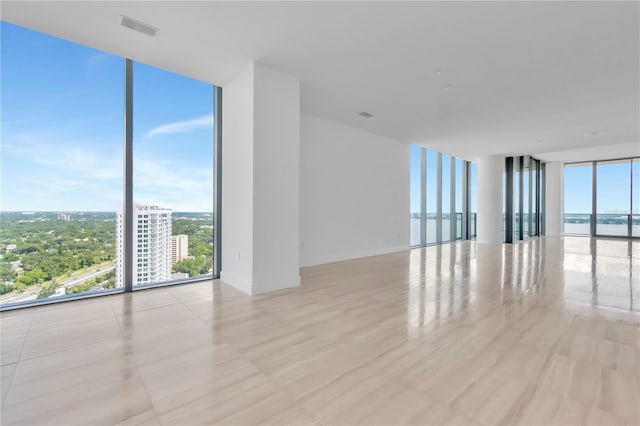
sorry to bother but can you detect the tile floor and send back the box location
[0,237,638,425]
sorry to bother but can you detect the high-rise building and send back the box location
[116,204,173,287]
[171,234,189,265]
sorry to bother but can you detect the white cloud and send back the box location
[143,114,213,141]
[133,157,214,212]
[3,130,214,212]
[2,132,123,182]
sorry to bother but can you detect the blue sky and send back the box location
[565,161,639,214]
[410,148,476,214]
[1,21,214,212]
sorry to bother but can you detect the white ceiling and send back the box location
[2,1,639,162]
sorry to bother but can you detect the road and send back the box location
[1,265,115,305]
[58,265,115,289]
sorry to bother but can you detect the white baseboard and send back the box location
[220,270,301,295]
[220,270,252,295]
[251,274,301,295]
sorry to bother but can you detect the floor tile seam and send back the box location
[176,298,219,328]
[0,362,17,407]
[112,300,184,318]
[19,313,35,358]
[118,320,165,426]
[216,318,309,345]
[236,332,383,408]
[6,339,139,389]
[0,357,147,412]
[7,312,34,387]
[18,313,120,337]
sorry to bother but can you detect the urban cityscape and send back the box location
[0,206,214,306]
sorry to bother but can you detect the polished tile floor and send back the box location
[1,237,638,425]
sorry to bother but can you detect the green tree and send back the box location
[0,263,16,282]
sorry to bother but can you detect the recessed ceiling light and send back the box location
[120,15,157,37]
[358,112,374,118]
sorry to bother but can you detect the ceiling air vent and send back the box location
[120,15,157,37]
[358,112,374,118]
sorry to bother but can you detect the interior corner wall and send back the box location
[220,64,255,294]
[544,161,564,237]
[299,113,409,267]
[251,63,301,294]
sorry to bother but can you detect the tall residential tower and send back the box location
[116,204,173,287]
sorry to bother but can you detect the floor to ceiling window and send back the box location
[513,158,521,241]
[426,150,438,244]
[410,145,422,247]
[132,62,215,288]
[564,157,639,238]
[409,145,475,247]
[470,163,478,238]
[0,22,220,309]
[1,22,124,305]
[597,160,631,237]
[523,157,530,238]
[504,155,545,243]
[564,162,593,235]
[441,154,452,242]
[455,158,464,240]
[633,159,640,237]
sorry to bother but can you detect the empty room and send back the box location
[0,1,638,425]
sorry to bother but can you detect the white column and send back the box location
[544,162,564,237]
[221,62,301,295]
[477,155,504,244]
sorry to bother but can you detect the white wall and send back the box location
[221,62,301,294]
[476,155,504,244]
[221,64,255,293]
[545,161,564,237]
[252,63,301,293]
[300,113,409,267]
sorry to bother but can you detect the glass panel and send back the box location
[132,62,214,288]
[523,157,530,238]
[470,163,477,238]
[633,159,640,237]
[426,150,438,244]
[410,145,422,246]
[564,162,592,235]
[442,154,451,242]
[532,160,538,236]
[514,158,520,241]
[596,159,631,236]
[540,163,545,234]
[455,158,463,239]
[1,22,123,306]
